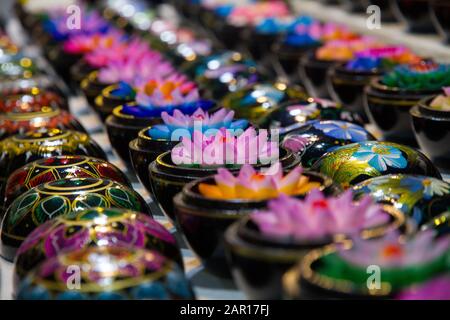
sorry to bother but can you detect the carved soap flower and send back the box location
[397,276,450,300]
[430,87,450,111]
[84,38,155,69]
[198,162,321,200]
[345,46,421,72]
[228,2,290,26]
[148,108,248,140]
[135,79,199,108]
[316,38,382,62]
[171,127,278,167]
[97,52,173,85]
[382,61,450,90]
[339,230,450,268]
[251,189,388,240]
[63,31,125,55]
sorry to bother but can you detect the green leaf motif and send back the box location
[34,196,70,223]
[72,194,109,211]
[107,188,139,210]
[7,192,39,227]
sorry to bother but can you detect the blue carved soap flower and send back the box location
[353,143,407,172]
[255,18,288,35]
[148,108,248,140]
[346,57,383,71]
[312,120,369,141]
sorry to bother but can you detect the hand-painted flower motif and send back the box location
[397,276,450,300]
[339,230,450,268]
[282,134,309,153]
[148,108,248,140]
[171,127,278,167]
[198,162,321,200]
[251,189,388,240]
[135,79,199,108]
[312,120,369,141]
[353,144,407,171]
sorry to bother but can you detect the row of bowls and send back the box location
[5,0,449,300]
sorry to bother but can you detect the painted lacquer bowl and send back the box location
[0,177,151,261]
[93,82,136,121]
[14,207,182,284]
[3,155,130,210]
[0,87,68,111]
[0,104,85,140]
[16,246,194,300]
[259,98,364,132]
[220,82,307,125]
[311,141,442,188]
[283,120,375,168]
[352,174,450,227]
[0,129,107,194]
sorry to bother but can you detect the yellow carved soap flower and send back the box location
[198,162,321,200]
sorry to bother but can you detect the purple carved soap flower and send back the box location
[251,189,389,240]
[397,276,450,300]
[339,230,450,268]
[148,108,248,140]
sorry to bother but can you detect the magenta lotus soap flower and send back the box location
[339,230,450,268]
[397,276,450,300]
[171,127,279,167]
[251,189,389,240]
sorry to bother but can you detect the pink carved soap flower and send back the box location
[97,52,173,85]
[62,31,125,54]
[171,127,278,167]
[135,78,199,107]
[198,162,321,200]
[84,38,155,68]
[430,87,450,111]
[339,230,450,268]
[251,189,389,240]
[397,276,450,300]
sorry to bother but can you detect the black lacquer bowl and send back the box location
[328,63,384,122]
[364,78,441,145]
[299,51,337,99]
[149,149,300,222]
[225,205,405,299]
[410,97,450,170]
[93,83,136,121]
[174,171,338,277]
